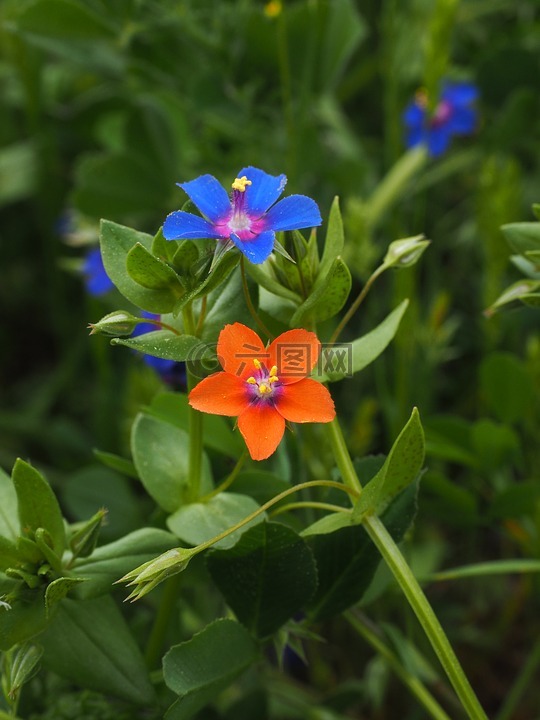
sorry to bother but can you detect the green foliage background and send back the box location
[1,0,540,718]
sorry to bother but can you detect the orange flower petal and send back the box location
[268,329,321,384]
[217,323,268,381]
[189,372,248,416]
[276,378,335,423]
[237,404,286,461]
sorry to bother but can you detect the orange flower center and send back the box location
[246,359,280,399]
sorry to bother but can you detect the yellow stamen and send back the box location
[268,376,279,383]
[269,365,278,377]
[264,0,282,18]
[415,87,428,108]
[232,176,252,192]
[253,358,262,369]
[246,377,257,384]
[259,383,271,394]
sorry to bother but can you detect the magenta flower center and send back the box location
[431,99,453,128]
[245,359,282,402]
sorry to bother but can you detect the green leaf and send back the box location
[352,408,425,520]
[112,331,207,362]
[93,450,138,479]
[72,528,178,599]
[152,227,179,265]
[479,352,534,424]
[5,642,44,702]
[172,251,240,314]
[320,196,344,275]
[148,392,243,459]
[291,256,351,325]
[167,493,263,550]
[44,577,85,615]
[131,414,193,513]
[485,279,540,315]
[0,590,48,652]
[207,521,318,638]
[501,222,540,255]
[40,596,154,704]
[100,220,178,313]
[15,0,113,39]
[163,619,258,720]
[11,460,66,556]
[246,262,302,303]
[0,536,23,571]
[323,299,409,382]
[126,243,184,295]
[0,467,19,540]
[307,482,419,620]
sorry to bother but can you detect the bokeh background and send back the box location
[2,0,540,717]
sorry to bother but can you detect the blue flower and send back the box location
[83,247,114,296]
[132,312,184,381]
[403,82,478,157]
[162,167,322,264]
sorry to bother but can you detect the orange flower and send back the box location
[189,323,336,460]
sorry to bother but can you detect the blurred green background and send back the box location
[2,0,540,717]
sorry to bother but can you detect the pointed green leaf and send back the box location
[207,521,318,638]
[163,619,258,720]
[11,460,66,556]
[246,262,302,303]
[40,596,154,704]
[353,408,425,520]
[6,643,44,701]
[501,222,540,255]
[0,467,19,540]
[112,331,207,362]
[291,256,351,325]
[100,219,178,313]
[322,299,409,382]
[45,577,85,614]
[320,196,344,275]
[167,493,263,550]
[0,536,23,571]
[126,242,184,294]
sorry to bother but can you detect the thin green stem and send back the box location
[325,419,488,720]
[329,264,387,345]
[269,501,349,518]
[344,610,453,720]
[363,515,488,720]
[194,480,359,554]
[144,573,182,670]
[240,257,273,340]
[495,635,540,720]
[183,305,203,501]
[199,451,247,502]
[325,417,363,495]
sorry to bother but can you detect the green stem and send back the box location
[366,145,428,231]
[200,451,247,501]
[269,501,349,518]
[194,479,359,554]
[344,610,453,720]
[183,305,203,501]
[144,573,182,669]
[495,635,540,720]
[326,420,488,720]
[329,264,387,345]
[240,257,273,340]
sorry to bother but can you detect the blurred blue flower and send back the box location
[132,312,185,384]
[403,82,478,157]
[83,247,114,296]
[162,166,322,264]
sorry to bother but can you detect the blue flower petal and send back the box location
[447,106,477,135]
[263,195,322,233]
[83,248,114,296]
[178,174,231,223]
[442,82,478,106]
[238,166,287,216]
[230,230,275,264]
[403,102,425,128]
[405,126,425,150]
[163,211,223,240]
[427,126,452,157]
